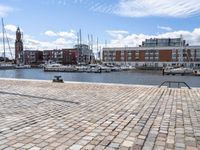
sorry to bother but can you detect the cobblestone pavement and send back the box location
[0,79,200,150]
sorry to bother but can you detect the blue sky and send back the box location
[1,0,200,57]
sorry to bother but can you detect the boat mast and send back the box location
[2,18,6,62]
[79,29,82,46]
[97,37,99,59]
[91,34,93,50]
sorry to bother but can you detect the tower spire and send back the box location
[15,26,24,64]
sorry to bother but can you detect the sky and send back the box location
[1,0,200,58]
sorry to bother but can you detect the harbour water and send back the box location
[0,69,200,87]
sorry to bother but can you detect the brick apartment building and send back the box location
[24,50,43,65]
[43,49,79,65]
[43,49,64,64]
[103,38,200,68]
[62,49,79,65]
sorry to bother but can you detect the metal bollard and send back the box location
[53,75,64,83]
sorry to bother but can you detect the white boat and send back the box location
[0,63,15,69]
[193,69,200,76]
[15,64,31,69]
[164,67,174,74]
[86,64,111,73]
[45,63,62,68]
[111,66,121,72]
[86,64,101,73]
[164,67,193,75]
[99,65,111,73]
[76,66,88,72]
[120,65,136,71]
[182,68,193,74]
[44,64,77,72]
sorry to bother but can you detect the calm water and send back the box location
[0,69,200,87]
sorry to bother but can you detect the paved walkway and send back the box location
[0,79,200,150]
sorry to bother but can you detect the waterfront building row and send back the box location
[24,44,94,66]
[103,38,200,68]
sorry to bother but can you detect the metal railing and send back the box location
[158,81,191,89]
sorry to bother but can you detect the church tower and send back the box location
[15,27,23,64]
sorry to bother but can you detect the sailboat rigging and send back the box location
[2,18,6,62]
[0,18,15,69]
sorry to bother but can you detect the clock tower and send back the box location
[15,27,23,64]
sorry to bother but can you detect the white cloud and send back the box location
[106,28,200,47]
[106,30,129,40]
[107,30,129,35]
[43,29,77,49]
[5,24,17,33]
[53,38,68,45]
[24,36,75,50]
[0,4,14,17]
[58,30,76,39]
[157,25,172,31]
[45,30,57,36]
[45,30,76,39]
[114,0,200,18]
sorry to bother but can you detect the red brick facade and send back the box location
[159,50,172,62]
[62,49,79,65]
[115,51,121,61]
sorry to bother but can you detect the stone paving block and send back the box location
[153,145,165,150]
[77,140,89,145]
[82,144,95,149]
[12,143,24,148]
[175,142,185,148]
[29,146,41,150]
[22,143,35,149]
[121,140,133,147]
[93,145,106,150]
[186,146,199,150]
[41,146,54,150]
[100,139,111,146]
[109,142,120,148]
[55,144,69,150]
[0,144,9,149]
[69,144,83,150]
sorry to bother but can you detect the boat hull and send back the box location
[164,67,193,75]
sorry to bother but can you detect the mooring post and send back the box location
[53,75,64,83]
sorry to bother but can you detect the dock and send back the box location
[0,79,200,150]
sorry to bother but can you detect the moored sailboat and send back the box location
[0,18,15,69]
